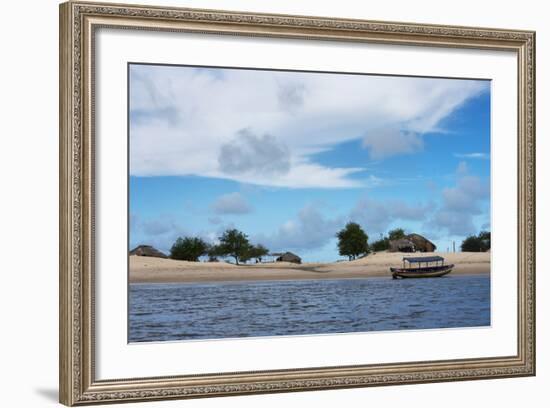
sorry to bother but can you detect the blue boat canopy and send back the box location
[403,256,444,263]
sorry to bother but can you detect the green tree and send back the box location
[460,235,481,252]
[237,250,252,264]
[370,238,389,252]
[206,244,223,262]
[248,244,269,263]
[478,231,491,251]
[388,228,406,241]
[217,228,251,265]
[170,237,209,261]
[336,222,369,260]
[461,231,491,252]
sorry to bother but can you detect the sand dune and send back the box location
[129,251,490,284]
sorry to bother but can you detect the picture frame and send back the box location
[59,1,536,405]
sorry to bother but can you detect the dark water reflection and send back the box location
[129,275,490,342]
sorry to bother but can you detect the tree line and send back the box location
[170,224,373,264]
[334,222,490,258]
[169,224,491,264]
[170,229,268,264]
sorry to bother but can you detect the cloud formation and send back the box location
[211,192,253,215]
[132,165,490,255]
[254,204,343,252]
[362,128,423,159]
[441,175,489,212]
[129,65,488,188]
[427,162,489,236]
[277,82,306,113]
[141,217,180,236]
[350,197,434,237]
[218,129,291,177]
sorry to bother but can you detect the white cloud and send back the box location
[427,162,489,236]
[211,192,253,215]
[350,197,434,237]
[277,81,306,113]
[255,197,436,254]
[130,65,488,188]
[454,152,490,160]
[254,204,344,252]
[218,129,291,177]
[141,217,179,235]
[441,175,488,212]
[362,128,423,159]
[131,213,230,253]
[130,215,187,254]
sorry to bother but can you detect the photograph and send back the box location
[57,1,536,404]
[128,64,491,343]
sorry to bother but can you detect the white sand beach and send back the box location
[129,251,490,283]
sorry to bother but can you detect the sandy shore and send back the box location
[129,251,490,284]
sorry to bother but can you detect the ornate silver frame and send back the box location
[59,1,536,405]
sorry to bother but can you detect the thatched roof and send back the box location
[129,245,167,258]
[388,233,436,253]
[405,233,436,252]
[389,239,415,253]
[276,252,302,264]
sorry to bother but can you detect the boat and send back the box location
[390,255,454,279]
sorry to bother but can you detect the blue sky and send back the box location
[129,64,491,262]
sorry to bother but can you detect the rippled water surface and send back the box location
[129,275,490,342]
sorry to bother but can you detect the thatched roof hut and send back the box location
[405,233,436,252]
[276,252,302,264]
[388,233,437,253]
[388,239,415,253]
[129,245,167,258]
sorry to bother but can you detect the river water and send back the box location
[129,275,490,343]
